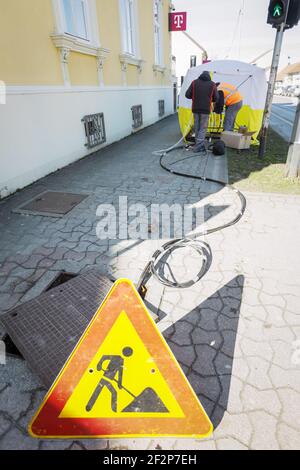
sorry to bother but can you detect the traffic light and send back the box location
[285,0,300,29]
[267,0,290,27]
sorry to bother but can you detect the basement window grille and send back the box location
[158,100,165,117]
[82,113,106,148]
[131,105,143,129]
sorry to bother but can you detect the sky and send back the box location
[172,0,300,79]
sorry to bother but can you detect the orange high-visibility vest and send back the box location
[218,83,243,106]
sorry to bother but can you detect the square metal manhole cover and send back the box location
[1,270,113,387]
[13,191,89,217]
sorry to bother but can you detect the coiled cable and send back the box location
[137,125,247,293]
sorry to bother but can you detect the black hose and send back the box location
[137,144,247,291]
[159,150,247,234]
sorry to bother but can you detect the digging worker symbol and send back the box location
[86,347,133,413]
[86,346,169,414]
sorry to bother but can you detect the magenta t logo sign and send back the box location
[169,12,187,31]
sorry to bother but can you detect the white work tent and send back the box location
[178,60,268,143]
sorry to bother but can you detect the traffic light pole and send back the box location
[258,22,285,158]
[285,98,300,177]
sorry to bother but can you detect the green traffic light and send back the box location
[273,3,283,17]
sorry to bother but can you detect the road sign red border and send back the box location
[29,279,213,439]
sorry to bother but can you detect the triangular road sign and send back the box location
[29,279,213,439]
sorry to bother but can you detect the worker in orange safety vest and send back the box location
[216,83,243,132]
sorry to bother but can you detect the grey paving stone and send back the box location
[0,415,11,437]
[0,427,39,450]
[192,345,217,376]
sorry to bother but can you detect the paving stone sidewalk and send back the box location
[0,115,300,450]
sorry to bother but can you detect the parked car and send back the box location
[282,86,293,96]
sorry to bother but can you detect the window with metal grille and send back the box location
[131,105,143,129]
[158,100,165,117]
[82,113,106,148]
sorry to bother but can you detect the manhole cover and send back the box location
[13,191,89,217]
[1,270,113,387]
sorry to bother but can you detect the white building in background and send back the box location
[172,31,208,88]
[277,62,300,87]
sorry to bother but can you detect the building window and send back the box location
[62,0,89,40]
[120,0,137,56]
[154,0,163,66]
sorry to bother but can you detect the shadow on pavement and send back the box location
[163,275,244,429]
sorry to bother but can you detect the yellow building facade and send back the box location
[0,0,175,196]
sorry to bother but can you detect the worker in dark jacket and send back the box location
[185,71,218,153]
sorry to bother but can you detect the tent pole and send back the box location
[259,22,285,158]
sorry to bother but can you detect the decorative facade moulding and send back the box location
[119,54,145,86]
[153,64,166,74]
[51,33,110,59]
[51,34,110,87]
[121,62,128,74]
[119,53,145,72]
[96,50,110,87]
[60,47,70,64]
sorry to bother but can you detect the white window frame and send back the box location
[119,0,139,57]
[153,0,164,67]
[61,0,89,41]
[52,0,100,48]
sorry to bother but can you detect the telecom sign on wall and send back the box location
[169,12,187,31]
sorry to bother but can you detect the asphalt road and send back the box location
[270,95,298,142]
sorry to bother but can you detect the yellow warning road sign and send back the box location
[29,279,213,439]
